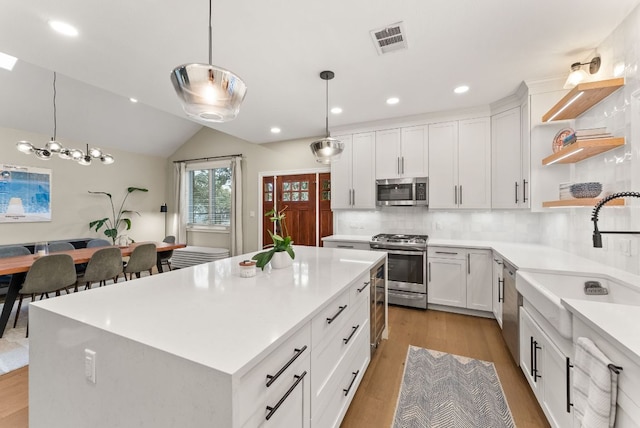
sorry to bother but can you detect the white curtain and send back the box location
[172,162,187,244]
[230,156,243,256]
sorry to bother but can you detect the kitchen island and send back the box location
[28,246,386,428]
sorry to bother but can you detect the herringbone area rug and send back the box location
[392,345,515,428]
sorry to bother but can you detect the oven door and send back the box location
[373,248,426,293]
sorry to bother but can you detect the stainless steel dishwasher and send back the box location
[501,260,521,365]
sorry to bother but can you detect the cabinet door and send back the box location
[491,107,522,209]
[541,335,573,428]
[520,100,530,208]
[428,257,466,308]
[492,255,503,328]
[330,134,353,210]
[375,129,401,179]
[428,121,458,209]
[519,308,543,398]
[351,132,376,209]
[260,369,310,428]
[401,126,428,177]
[458,117,491,209]
[466,249,492,311]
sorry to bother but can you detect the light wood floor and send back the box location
[0,307,549,428]
[341,306,550,427]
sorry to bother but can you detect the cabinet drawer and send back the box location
[237,322,311,425]
[428,246,466,259]
[323,241,370,251]
[312,327,370,428]
[349,272,371,311]
[312,298,369,406]
[312,289,351,348]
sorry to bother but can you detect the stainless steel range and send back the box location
[369,233,428,309]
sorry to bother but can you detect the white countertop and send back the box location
[31,246,385,377]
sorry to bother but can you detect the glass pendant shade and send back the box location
[34,149,52,160]
[171,63,247,122]
[45,139,62,153]
[16,141,34,154]
[58,148,72,159]
[564,68,588,89]
[70,149,84,160]
[78,155,92,166]
[100,154,115,165]
[89,147,102,158]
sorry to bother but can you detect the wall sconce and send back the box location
[564,56,601,89]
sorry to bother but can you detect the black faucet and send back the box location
[591,191,640,248]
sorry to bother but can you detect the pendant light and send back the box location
[16,72,114,165]
[310,70,344,164]
[170,0,247,122]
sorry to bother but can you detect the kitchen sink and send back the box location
[516,271,640,339]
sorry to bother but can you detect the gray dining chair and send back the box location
[13,253,78,335]
[123,243,156,280]
[75,247,124,291]
[48,241,75,253]
[86,239,111,248]
[0,246,32,292]
[157,236,176,273]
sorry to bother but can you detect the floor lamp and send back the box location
[160,203,168,237]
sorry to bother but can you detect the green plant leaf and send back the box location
[88,191,112,198]
[127,187,148,193]
[122,218,132,230]
[89,218,108,231]
[286,246,295,259]
[252,249,275,270]
[104,228,118,239]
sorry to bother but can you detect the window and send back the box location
[187,162,232,229]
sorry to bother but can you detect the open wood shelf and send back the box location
[542,78,624,122]
[542,198,625,208]
[542,137,625,165]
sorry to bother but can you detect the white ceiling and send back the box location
[1,0,639,157]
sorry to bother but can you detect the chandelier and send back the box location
[16,72,114,165]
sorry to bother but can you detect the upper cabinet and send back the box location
[375,126,428,179]
[331,133,376,210]
[491,105,530,209]
[428,118,491,209]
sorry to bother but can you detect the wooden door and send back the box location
[318,173,332,246]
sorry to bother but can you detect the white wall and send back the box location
[168,127,326,252]
[0,126,167,245]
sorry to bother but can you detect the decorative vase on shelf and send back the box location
[270,251,293,269]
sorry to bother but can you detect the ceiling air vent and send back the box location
[370,22,407,55]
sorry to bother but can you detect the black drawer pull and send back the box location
[357,282,370,293]
[435,251,458,255]
[343,370,360,396]
[326,305,347,324]
[265,371,307,421]
[533,341,542,381]
[566,357,574,413]
[498,278,504,303]
[337,245,354,248]
[266,346,308,387]
[343,325,360,345]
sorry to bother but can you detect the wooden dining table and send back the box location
[0,241,185,338]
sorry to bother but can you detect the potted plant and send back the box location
[252,207,295,270]
[88,187,149,244]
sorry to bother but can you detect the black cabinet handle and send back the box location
[343,325,359,345]
[265,371,307,420]
[467,253,470,274]
[357,282,370,293]
[515,181,519,204]
[266,345,308,387]
[498,278,504,303]
[428,262,431,282]
[435,251,458,255]
[534,341,542,381]
[523,179,528,203]
[337,245,354,249]
[530,336,534,377]
[326,305,347,324]
[566,357,574,413]
[459,185,463,205]
[343,370,360,396]
[454,185,458,205]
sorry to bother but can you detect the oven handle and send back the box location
[370,248,426,256]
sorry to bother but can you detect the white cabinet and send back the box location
[491,105,530,209]
[492,254,503,328]
[520,306,573,428]
[427,247,492,312]
[331,133,376,209]
[375,126,428,179]
[428,118,491,209]
[322,239,370,251]
[466,249,492,311]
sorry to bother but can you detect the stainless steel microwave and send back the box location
[376,177,428,207]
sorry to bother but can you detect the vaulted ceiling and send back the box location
[1,0,638,157]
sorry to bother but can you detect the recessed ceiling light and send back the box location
[0,51,17,71]
[454,85,470,94]
[386,97,400,105]
[331,107,343,114]
[270,127,281,134]
[48,20,79,37]
[129,97,138,103]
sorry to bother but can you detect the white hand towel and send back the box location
[573,337,619,428]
